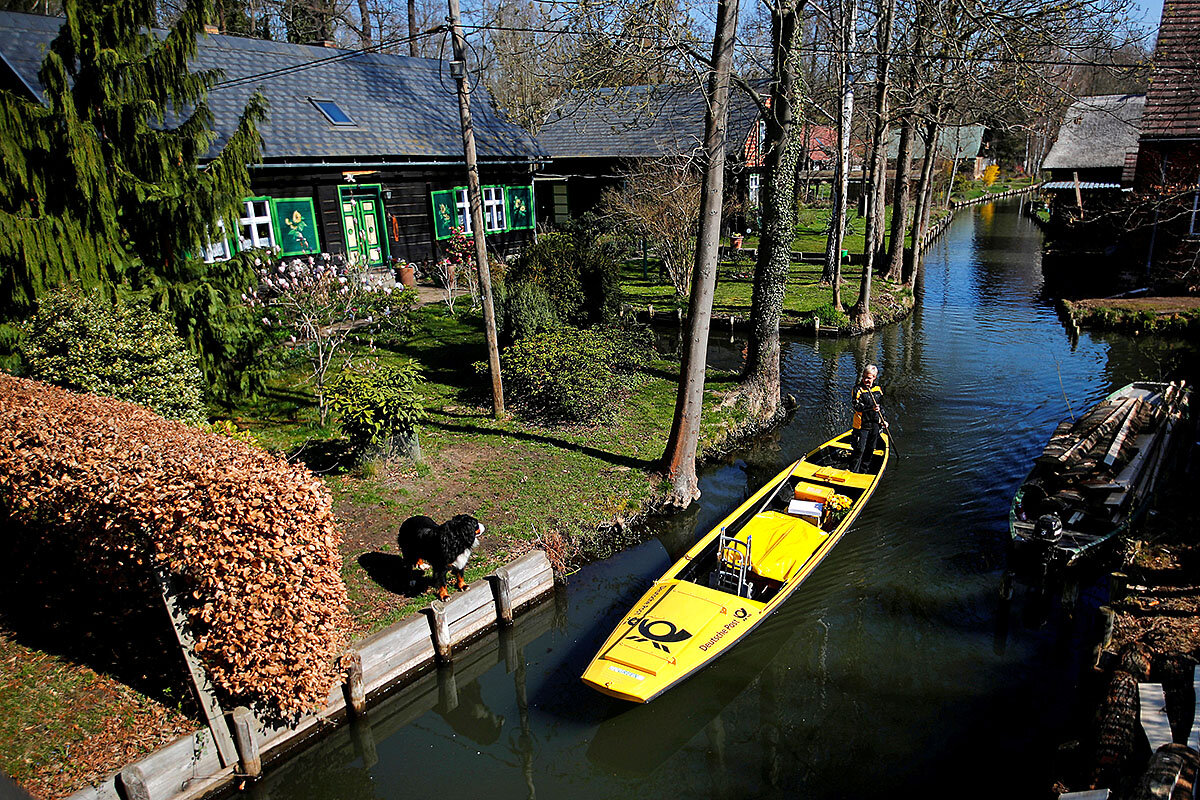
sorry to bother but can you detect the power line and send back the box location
[462,22,1150,70]
[210,25,449,92]
[206,18,1146,94]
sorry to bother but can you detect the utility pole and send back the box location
[448,0,505,417]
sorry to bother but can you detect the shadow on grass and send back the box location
[425,418,658,472]
[356,552,420,596]
[287,438,356,475]
[0,515,199,719]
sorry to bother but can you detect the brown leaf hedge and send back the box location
[0,374,350,715]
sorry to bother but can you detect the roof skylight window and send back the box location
[310,98,355,127]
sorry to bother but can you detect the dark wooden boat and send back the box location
[1009,381,1190,571]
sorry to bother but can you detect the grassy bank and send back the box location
[621,258,913,328]
[229,304,755,635]
[1062,297,1200,336]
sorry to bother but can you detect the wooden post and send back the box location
[119,765,151,800]
[428,600,452,662]
[230,706,262,778]
[152,561,239,767]
[492,565,514,625]
[344,652,366,716]
[1110,572,1128,603]
[448,0,504,418]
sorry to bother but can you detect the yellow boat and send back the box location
[581,429,889,703]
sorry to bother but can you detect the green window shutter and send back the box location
[506,185,535,231]
[431,189,458,240]
[272,197,321,256]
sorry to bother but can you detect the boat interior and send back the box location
[676,432,885,604]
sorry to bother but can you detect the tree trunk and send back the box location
[742,0,805,424]
[357,0,372,46]
[904,119,939,286]
[881,114,913,283]
[849,0,894,333]
[660,0,740,507]
[821,0,856,312]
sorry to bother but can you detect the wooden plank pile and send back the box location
[1033,384,1187,524]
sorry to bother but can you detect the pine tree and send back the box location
[0,0,269,400]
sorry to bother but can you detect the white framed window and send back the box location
[748,173,761,205]
[239,199,275,250]
[483,186,506,232]
[454,188,473,235]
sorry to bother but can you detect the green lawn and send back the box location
[227,305,754,634]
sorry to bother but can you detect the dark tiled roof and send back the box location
[1043,94,1145,170]
[536,83,760,160]
[0,10,546,163]
[1141,0,1200,139]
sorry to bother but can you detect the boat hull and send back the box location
[1009,381,1189,572]
[581,430,889,703]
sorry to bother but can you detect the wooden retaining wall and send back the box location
[67,550,555,800]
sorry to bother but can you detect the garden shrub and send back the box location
[488,326,650,423]
[507,231,622,327]
[21,289,207,424]
[0,375,350,715]
[812,302,850,328]
[495,278,561,342]
[328,358,424,458]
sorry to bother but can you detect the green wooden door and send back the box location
[339,187,387,267]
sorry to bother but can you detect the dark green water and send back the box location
[247,202,1197,799]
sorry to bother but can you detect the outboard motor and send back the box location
[1033,512,1064,544]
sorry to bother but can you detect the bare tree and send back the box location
[603,158,703,297]
[660,0,740,507]
[848,0,895,332]
[820,0,858,312]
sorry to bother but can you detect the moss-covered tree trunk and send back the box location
[881,114,915,283]
[742,0,805,425]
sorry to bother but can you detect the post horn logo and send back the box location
[625,617,692,652]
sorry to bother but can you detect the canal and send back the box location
[247,201,1197,799]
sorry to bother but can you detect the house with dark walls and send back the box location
[534,83,760,226]
[0,10,547,269]
[1130,0,1200,282]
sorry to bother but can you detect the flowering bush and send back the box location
[246,253,416,424]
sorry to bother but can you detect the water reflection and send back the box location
[246,202,1198,800]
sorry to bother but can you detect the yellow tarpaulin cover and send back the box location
[737,511,828,582]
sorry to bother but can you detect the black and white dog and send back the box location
[397,514,484,600]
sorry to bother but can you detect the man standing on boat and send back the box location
[850,365,887,473]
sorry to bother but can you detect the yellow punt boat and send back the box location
[581,429,889,703]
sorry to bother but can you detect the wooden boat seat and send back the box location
[793,462,875,490]
[734,511,827,583]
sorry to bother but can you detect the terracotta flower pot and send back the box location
[397,265,416,288]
